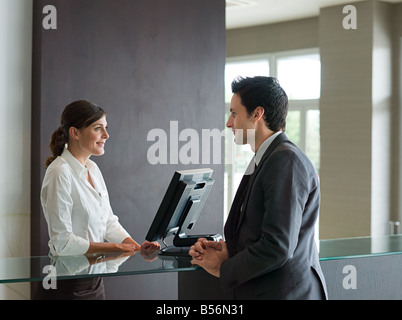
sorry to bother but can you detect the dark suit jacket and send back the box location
[220,133,328,300]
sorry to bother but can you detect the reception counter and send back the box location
[1,235,401,299]
[0,251,195,284]
[179,234,402,300]
[319,234,402,299]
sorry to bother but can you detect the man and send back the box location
[189,76,327,300]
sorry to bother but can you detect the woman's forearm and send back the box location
[122,237,141,250]
[85,240,138,254]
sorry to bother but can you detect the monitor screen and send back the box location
[145,168,221,256]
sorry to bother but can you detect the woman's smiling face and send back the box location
[76,115,109,158]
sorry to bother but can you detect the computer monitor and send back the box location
[145,168,222,256]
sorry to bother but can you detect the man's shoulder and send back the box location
[264,138,315,172]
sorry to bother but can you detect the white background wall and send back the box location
[0,0,32,299]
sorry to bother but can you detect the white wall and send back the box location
[0,0,32,299]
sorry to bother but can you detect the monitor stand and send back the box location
[159,246,192,257]
[159,233,222,257]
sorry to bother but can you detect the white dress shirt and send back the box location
[244,131,283,175]
[255,131,283,165]
[41,148,131,256]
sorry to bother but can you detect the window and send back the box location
[224,49,321,219]
[277,53,321,100]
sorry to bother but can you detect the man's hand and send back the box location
[189,238,222,259]
[189,238,229,278]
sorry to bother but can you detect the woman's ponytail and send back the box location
[45,126,67,167]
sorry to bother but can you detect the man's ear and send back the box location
[69,126,80,140]
[253,106,265,122]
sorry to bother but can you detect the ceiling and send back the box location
[226,0,402,29]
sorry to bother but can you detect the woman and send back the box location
[37,100,159,299]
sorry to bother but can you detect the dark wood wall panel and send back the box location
[31,0,225,299]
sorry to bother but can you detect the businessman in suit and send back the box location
[189,76,327,300]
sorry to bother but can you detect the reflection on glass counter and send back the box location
[319,234,402,260]
[0,235,401,284]
[0,250,195,284]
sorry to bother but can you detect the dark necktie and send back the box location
[231,162,257,253]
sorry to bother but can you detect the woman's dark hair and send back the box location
[231,76,288,132]
[45,100,106,167]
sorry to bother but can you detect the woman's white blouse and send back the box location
[40,148,131,256]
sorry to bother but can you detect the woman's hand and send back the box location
[85,238,159,255]
[140,240,160,252]
[139,241,160,261]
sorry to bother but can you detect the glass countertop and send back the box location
[319,234,402,260]
[0,250,197,284]
[1,235,401,283]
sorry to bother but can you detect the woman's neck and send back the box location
[67,144,90,167]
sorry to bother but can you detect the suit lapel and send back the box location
[235,132,290,232]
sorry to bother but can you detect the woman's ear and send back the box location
[69,126,80,140]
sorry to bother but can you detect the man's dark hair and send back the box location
[231,76,288,132]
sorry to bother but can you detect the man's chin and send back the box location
[233,135,255,149]
[233,138,246,145]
